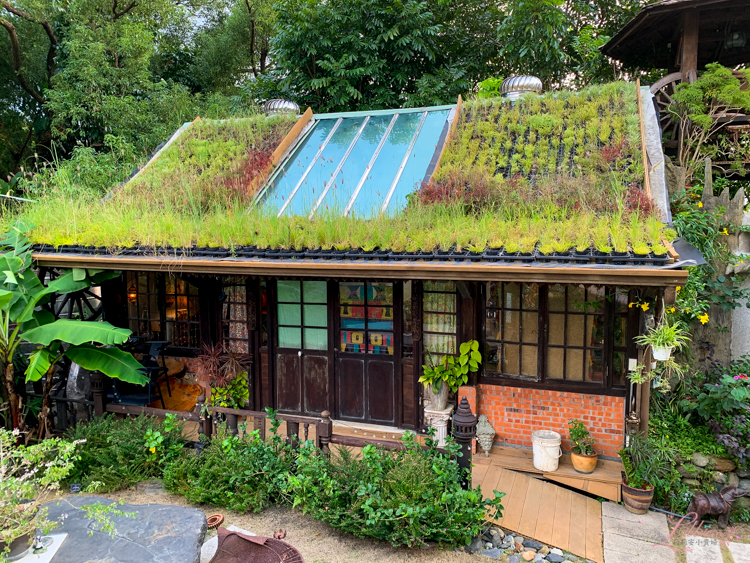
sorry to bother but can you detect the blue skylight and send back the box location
[257,106,454,218]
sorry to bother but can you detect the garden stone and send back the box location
[728,472,740,487]
[481,548,503,559]
[691,452,710,467]
[563,555,578,561]
[514,536,526,544]
[515,542,524,551]
[467,536,485,553]
[712,471,727,484]
[491,527,505,539]
[522,551,536,561]
[43,496,206,563]
[533,554,544,562]
[550,548,563,556]
[709,456,737,472]
[539,545,550,555]
[678,463,698,478]
[737,468,750,478]
[684,478,700,487]
[523,539,544,550]
[509,556,520,563]
[546,555,565,563]
[739,479,750,491]
[733,496,750,510]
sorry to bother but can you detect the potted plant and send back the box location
[568,419,598,474]
[634,318,690,361]
[420,340,482,410]
[618,433,674,514]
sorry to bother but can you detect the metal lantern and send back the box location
[724,31,747,50]
[263,99,300,115]
[452,396,478,442]
[500,75,543,100]
[475,414,496,457]
[624,410,641,445]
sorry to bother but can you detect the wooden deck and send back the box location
[475,445,624,502]
[473,464,604,563]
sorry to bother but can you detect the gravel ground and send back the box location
[96,487,485,563]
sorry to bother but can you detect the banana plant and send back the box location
[0,222,145,434]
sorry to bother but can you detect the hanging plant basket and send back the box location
[651,346,673,361]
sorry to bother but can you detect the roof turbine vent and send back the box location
[500,75,543,100]
[263,99,300,115]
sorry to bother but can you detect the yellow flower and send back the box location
[628,302,634,308]
[666,435,669,439]
[668,307,676,313]
[721,229,729,235]
[699,313,709,325]
[641,303,649,311]
[149,447,156,454]
[686,307,690,313]
[676,286,681,292]
[697,202,703,208]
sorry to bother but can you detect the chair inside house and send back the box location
[109,340,172,408]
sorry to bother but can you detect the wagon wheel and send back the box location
[650,72,684,148]
[37,267,103,321]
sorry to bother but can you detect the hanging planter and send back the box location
[634,317,690,362]
[651,346,673,361]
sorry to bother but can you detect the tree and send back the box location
[0,223,147,436]
[270,0,503,112]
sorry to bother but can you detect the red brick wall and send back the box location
[470,384,626,459]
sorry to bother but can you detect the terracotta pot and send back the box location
[425,383,449,410]
[571,451,598,474]
[621,477,655,514]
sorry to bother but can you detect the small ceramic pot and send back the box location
[571,451,598,474]
[425,383,449,410]
[651,346,673,361]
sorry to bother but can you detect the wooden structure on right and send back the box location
[602,0,750,153]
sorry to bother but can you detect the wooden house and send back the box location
[28,82,692,497]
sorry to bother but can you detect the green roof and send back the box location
[7,82,673,257]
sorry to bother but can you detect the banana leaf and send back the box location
[21,319,132,346]
[65,343,148,385]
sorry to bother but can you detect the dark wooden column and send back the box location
[681,9,699,82]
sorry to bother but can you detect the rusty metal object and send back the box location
[206,514,224,529]
[687,485,747,529]
[208,528,304,563]
[272,530,286,540]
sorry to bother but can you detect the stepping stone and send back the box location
[601,502,671,544]
[684,536,722,563]
[44,496,207,563]
[727,542,750,563]
[480,547,503,559]
[603,532,676,563]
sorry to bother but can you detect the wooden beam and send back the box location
[272,107,313,165]
[32,253,689,286]
[430,94,463,177]
[636,78,651,198]
[105,403,200,421]
[681,9,699,82]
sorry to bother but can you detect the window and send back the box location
[277,280,328,350]
[482,283,629,392]
[423,281,458,364]
[485,282,539,380]
[221,277,250,354]
[339,282,394,354]
[126,272,201,348]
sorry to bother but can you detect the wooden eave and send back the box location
[32,253,688,287]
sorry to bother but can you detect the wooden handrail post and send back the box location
[318,410,332,456]
[90,372,108,418]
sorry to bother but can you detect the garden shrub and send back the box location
[288,433,503,548]
[163,419,292,513]
[66,414,186,491]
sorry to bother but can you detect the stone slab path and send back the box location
[684,536,723,563]
[44,496,207,563]
[728,542,750,563]
[601,502,675,563]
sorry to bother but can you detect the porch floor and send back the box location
[475,445,624,502]
[472,465,604,563]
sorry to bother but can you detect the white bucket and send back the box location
[531,430,562,472]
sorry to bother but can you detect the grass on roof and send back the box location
[2,83,674,254]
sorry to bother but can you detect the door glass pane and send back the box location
[486,313,501,341]
[424,292,456,313]
[368,332,394,354]
[278,304,301,325]
[567,284,586,311]
[303,281,327,303]
[522,311,538,343]
[279,326,301,348]
[424,281,455,292]
[303,304,328,327]
[502,343,520,375]
[340,308,366,329]
[521,345,538,377]
[340,282,365,304]
[485,341,501,373]
[367,308,393,330]
[549,314,565,345]
[424,333,456,355]
[566,349,584,381]
[504,283,520,309]
[548,284,565,311]
[587,316,605,347]
[503,310,520,341]
[304,328,328,350]
[368,283,393,305]
[586,349,604,382]
[341,330,365,353]
[613,351,626,386]
[278,280,301,302]
[567,315,585,347]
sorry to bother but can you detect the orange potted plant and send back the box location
[568,419,598,474]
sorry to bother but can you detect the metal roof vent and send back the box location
[263,99,300,115]
[500,76,543,100]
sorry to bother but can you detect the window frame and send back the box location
[479,283,632,397]
[126,272,202,353]
[421,281,460,366]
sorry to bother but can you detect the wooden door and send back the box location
[274,280,332,416]
[336,282,398,425]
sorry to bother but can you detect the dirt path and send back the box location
[98,488,482,563]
